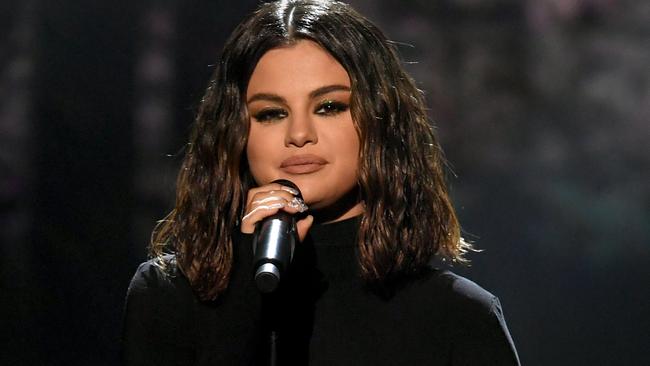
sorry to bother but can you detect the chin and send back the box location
[285,176,313,196]
[292,185,328,208]
[296,185,320,205]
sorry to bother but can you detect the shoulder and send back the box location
[122,256,199,356]
[124,256,196,330]
[421,270,521,364]
[129,255,175,289]
[411,269,511,332]
[391,269,504,324]
[416,269,499,314]
[418,269,499,314]
[126,255,194,304]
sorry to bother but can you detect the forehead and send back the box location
[246,40,350,97]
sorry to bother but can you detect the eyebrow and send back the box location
[246,84,351,104]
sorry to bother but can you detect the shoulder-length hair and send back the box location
[151,0,472,301]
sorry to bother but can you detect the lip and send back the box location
[280,154,328,174]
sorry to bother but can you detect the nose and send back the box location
[284,112,317,147]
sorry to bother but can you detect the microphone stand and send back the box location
[269,329,278,366]
[261,290,281,366]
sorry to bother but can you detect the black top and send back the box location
[122,217,520,365]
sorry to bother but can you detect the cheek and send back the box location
[245,128,270,184]
[339,126,361,172]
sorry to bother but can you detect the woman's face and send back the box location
[246,40,362,219]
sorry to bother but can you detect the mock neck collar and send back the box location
[307,214,361,247]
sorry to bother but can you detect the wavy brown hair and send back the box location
[151,0,472,301]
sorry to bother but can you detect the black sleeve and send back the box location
[450,295,521,366]
[121,260,196,366]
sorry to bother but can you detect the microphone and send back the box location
[252,179,302,293]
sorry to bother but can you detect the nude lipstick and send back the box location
[280,154,327,174]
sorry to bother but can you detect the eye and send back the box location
[315,100,349,116]
[252,108,288,123]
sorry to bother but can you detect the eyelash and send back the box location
[315,100,349,116]
[252,108,287,123]
[251,100,349,123]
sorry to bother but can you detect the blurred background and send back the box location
[1,0,648,364]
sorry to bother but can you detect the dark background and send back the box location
[1,0,648,365]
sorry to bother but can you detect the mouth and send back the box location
[280,154,328,174]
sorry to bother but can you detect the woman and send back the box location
[122,0,520,365]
